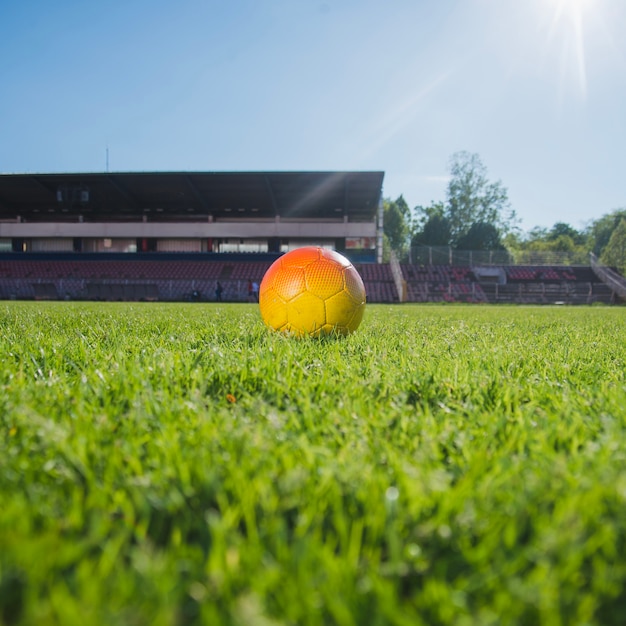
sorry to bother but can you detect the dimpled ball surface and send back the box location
[259,246,366,337]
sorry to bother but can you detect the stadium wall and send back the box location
[0,220,376,239]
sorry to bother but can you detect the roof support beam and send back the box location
[184,174,209,212]
[106,175,139,209]
[30,175,57,197]
[343,175,351,218]
[264,175,279,216]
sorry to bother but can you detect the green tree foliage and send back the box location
[506,222,588,264]
[413,213,452,247]
[412,152,517,250]
[550,235,578,253]
[456,222,504,251]
[413,201,446,228]
[446,151,517,244]
[383,195,411,258]
[548,222,586,245]
[392,152,622,262]
[600,218,626,275]
[588,209,626,256]
[412,202,451,247]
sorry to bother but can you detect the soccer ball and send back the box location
[259,246,366,337]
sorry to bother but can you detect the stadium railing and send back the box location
[590,253,626,300]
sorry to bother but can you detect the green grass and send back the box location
[1,301,626,625]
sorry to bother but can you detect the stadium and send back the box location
[1,170,625,305]
[3,171,626,625]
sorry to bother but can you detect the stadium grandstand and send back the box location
[0,171,624,305]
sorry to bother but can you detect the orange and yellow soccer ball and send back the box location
[259,246,366,337]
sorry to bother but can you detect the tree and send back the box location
[456,222,504,251]
[547,234,577,253]
[446,151,517,245]
[506,222,588,264]
[412,202,451,247]
[383,195,411,258]
[415,213,452,247]
[526,226,549,242]
[588,209,626,257]
[600,218,626,275]
[547,222,585,245]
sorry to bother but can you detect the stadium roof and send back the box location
[0,171,384,222]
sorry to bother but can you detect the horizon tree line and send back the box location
[383,151,626,274]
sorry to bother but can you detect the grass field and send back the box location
[1,301,626,625]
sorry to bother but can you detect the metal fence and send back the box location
[389,251,406,302]
[590,253,626,299]
[409,246,590,267]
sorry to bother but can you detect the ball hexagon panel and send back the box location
[325,289,365,333]
[287,290,326,336]
[322,322,350,336]
[280,246,321,268]
[343,266,366,304]
[259,286,288,331]
[304,259,345,300]
[272,265,307,302]
[321,248,352,268]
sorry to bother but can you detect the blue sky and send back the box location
[1,0,624,231]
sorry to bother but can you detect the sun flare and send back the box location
[540,0,598,98]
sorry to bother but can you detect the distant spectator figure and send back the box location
[215,281,223,302]
[252,281,259,301]
[248,280,254,301]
